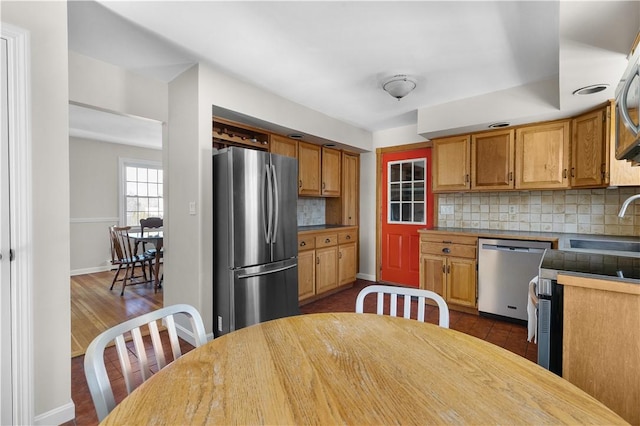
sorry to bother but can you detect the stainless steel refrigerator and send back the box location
[213,147,299,336]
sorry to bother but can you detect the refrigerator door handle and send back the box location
[265,163,274,243]
[271,164,279,244]
[237,263,297,279]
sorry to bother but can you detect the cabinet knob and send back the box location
[442,247,450,254]
[325,238,331,243]
[346,235,351,240]
[300,241,306,247]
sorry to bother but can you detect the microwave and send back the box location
[615,47,640,164]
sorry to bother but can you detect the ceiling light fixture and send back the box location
[572,84,609,96]
[383,75,417,100]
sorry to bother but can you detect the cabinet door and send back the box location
[338,242,357,286]
[270,134,298,159]
[606,103,640,186]
[571,110,605,187]
[446,257,477,308]
[298,141,321,196]
[298,249,316,301]
[321,147,341,197]
[315,246,338,294]
[515,121,570,189]
[471,130,514,190]
[432,135,471,192]
[420,254,446,298]
[342,153,359,225]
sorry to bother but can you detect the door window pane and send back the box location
[387,158,427,225]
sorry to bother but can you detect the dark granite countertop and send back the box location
[540,249,640,284]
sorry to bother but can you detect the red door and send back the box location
[381,148,434,287]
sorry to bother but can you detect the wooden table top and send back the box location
[102,312,625,425]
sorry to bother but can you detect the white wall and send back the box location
[165,63,374,331]
[69,51,168,123]
[69,137,162,274]
[357,125,428,280]
[2,1,72,423]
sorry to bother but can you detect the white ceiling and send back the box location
[68,1,639,145]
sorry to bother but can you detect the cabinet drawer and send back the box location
[298,236,315,251]
[421,242,477,259]
[420,233,478,246]
[315,234,338,248]
[338,230,358,245]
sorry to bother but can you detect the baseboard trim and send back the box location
[33,401,75,426]
[175,321,213,346]
[356,273,376,282]
[71,265,113,276]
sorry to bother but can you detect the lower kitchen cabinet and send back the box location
[298,227,358,303]
[419,232,478,313]
[298,249,316,300]
[315,245,338,294]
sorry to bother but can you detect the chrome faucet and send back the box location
[618,193,640,218]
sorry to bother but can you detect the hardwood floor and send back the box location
[71,271,163,357]
[69,277,537,425]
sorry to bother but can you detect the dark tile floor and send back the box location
[68,279,537,425]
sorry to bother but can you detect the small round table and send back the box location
[102,312,625,425]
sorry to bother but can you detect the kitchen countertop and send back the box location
[540,249,640,284]
[420,227,639,256]
[298,224,357,232]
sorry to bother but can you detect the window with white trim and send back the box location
[387,158,426,225]
[120,159,163,227]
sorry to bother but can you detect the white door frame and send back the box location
[1,22,34,425]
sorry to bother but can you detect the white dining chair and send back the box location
[84,304,208,421]
[355,284,450,328]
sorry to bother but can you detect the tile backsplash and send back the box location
[297,197,326,226]
[437,187,640,236]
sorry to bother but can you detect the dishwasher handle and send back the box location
[481,244,546,254]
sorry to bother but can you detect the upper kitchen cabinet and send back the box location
[327,152,360,225]
[321,147,341,197]
[515,121,570,190]
[471,129,514,190]
[298,141,322,196]
[212,117,270,151]
[270,134,298,159]
[571,108,606,188]
[432,135,471,192]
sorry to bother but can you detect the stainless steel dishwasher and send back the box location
[477,238,551,323]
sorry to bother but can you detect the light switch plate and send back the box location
[189,201,197,215]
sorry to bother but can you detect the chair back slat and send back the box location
[164,314,183,361]
[355,284,450,328]
[148,320,167,370]
[84,304,208,421]
[114,335,135,394]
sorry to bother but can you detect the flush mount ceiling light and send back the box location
[572,84,609,96]
[382,75,417,100]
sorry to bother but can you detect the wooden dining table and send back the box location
[102,312,625,425]
[128,231,163,290]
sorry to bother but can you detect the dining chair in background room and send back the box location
[84,304,208,422]
[137,216,164,279]
[355,284,450,328]
[109,225,155,296]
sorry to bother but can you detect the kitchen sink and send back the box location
[569,239,640,254]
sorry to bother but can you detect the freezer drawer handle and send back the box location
[237,263,297,279]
